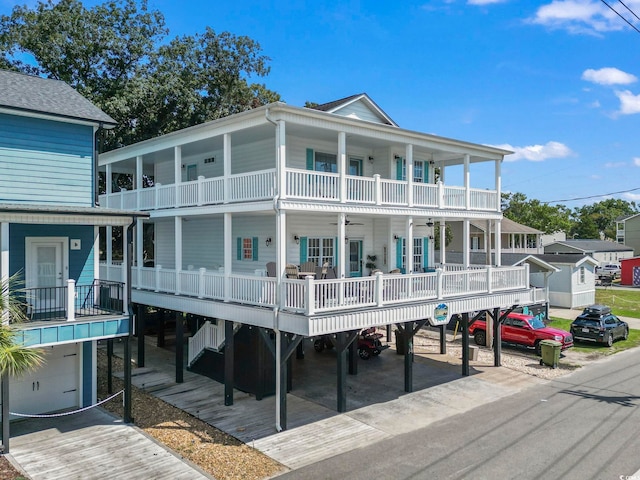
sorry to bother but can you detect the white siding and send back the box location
[332,99,386,124]
[183,217,224,270]
[154,219,175,268]
[154,160,175,185]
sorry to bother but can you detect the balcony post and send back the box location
[155,265,161,292]
[375,271,383,307]
[305,277,315,315]
[174,146,181,206]
[136,155,143,209]
[154,183,161,209]
[487,266,493,294]
[406,144,413,208]
[223,133,231,203]
[338,132,346,204]
[495,158,502,212]
[197,175,204,206]
[464,154,470,210]
[374,174,381,205]
[198,268,206,299]
[524,263,530,289]
[437,181,444,209]
[224,212,232,301]
[436,267,443,300]
[175,216,182,295]
[66,279,75,322]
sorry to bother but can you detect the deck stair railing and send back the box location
[188,320,240,366]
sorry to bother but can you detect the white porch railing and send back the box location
[100,263,530,315]
[99,167,499,212]
[187,320,225,366]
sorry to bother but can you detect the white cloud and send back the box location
[604,161,626,168]
[615,89,640,115]
[496,141,574,162]
[582,68,637,85]
[530,0,631,35]
[589,100,601,108]
[634,157,640,166]
[624,192,640,201]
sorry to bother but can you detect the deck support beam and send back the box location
[335,330,360,412]
[461,312,470,376]
[439,325,446,354]
[136,304,145,368]
[492,307,501,366]
[123,334,133,422]
[398,319,428,392]
[107,339,113,393]
[278,332,302,430]
[175,311,184,384]
[224,320,234,405]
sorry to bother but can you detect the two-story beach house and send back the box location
[99,93,547,430]
[0,70,144,451]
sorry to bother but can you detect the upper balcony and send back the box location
[99,168,499,214]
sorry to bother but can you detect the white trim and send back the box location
[0,212,136,226]
[0,106,110,128]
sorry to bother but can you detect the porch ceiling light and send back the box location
[265,237,272,247]
[426,219,434,228]
[294,235,300,245]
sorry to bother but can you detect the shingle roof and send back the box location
[306,93,398,126]
[469,217,542,234]
[545,239,632,253]
[0,69,116,126]
[435,251,595,268]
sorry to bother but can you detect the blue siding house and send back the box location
[0,69,145,452]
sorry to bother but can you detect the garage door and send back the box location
[9,343,80,418]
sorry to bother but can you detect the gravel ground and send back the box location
[96,350,286,480]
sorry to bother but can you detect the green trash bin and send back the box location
[539,340,562,368]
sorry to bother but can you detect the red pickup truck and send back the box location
[468,312,573,354]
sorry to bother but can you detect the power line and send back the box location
[600,0,640,34]
[617,0,640,22]
[543,186,640,204]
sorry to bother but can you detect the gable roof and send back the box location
[308,93,398,127]
[0,69,116,127]
[544,239,633,253]
[534,253,599,267]
[434,251,558,272]
[616,213,640,222]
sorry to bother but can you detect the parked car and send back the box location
[570,304,628,346]
[595,264,621,278]
[469,312,573,354]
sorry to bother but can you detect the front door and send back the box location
[348,240,363,277]
[26,238,68,316]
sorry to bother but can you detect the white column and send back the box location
[276,120,287,200]
[464,154,470,210]
[122,231,129,308]
[462,219,470,269]
[106,164,112,195]
[276,210,286,306]
[136,155,143,209]
[94,226,100,280]
[224,213,232,301]
[485,220,491,265]
[224,133,231,203]
[495,218,502,266]
[405,217,414,273]
[338,213,346,278]
[338,132,346,204]
[406,144,413,207]
[66,279,75,322]
[439,220,446,266]
[174,146,182,205]
[106,226,113,266]
[495,158,502,212]
[136,219,143,269]
[1,223,9,325]
[175,216,182,295]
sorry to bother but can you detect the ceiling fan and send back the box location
[330,216,364,226]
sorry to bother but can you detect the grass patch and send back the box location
[595,289,640,318]
[548,316,640,355]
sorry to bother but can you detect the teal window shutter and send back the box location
[252,237,259,261]
[423,237,429,270]
[236,237,242,260]
[396,237,403,271]
[306,148,314,170]
[425,163,429,183]
[300,237,308,263]
[396,157,403,180]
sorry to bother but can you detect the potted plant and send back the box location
[366,254,378,275]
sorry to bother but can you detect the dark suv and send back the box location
[570,305,629,346]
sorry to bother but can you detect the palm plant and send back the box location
[0,274,44,376]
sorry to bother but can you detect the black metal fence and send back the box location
[23,279,124,322]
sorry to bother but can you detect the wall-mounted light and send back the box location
[393,234,399,240]
[426,219,434,228]
[368,156,374,163]
[394,154,400,160]
[265,237,272,247]
[345,237,349,244]
[429,160,435,165]
[294,235,300,245]
[428,235,434,240]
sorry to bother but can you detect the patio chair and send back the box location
[285,264,300,279]
[266,262,277,278]
[318,261,330,279]
[300,261,317,274]
[324,266,337,279]
[371,268,383,275]
[389,268,401,274]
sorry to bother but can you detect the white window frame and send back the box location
[307,237,335,267]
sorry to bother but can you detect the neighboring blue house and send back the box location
[0,69,145,452]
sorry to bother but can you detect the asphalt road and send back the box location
[277,348,640,480]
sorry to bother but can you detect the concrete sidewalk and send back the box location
[549,307,640,329]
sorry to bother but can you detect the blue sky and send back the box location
[3,0,640,208]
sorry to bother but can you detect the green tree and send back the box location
[0,0,280,150]
[501,192,573,235]
[0,275,44,376]
[434,224,453,250]
[571,199,638,240]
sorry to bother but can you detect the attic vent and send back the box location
[204,157,215,164]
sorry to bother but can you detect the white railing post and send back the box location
[375,272,384,306]
[438,181,444,209]
[155,265,161,292]
[198,268,206,298]
[436,268,443,299]
[154,183,161,210]
[524,263,530,289]
[487,266,493,294]
[66,279,75,322]
[374,174,381,205]
[305,277,315,315]
[197,175,204,206]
